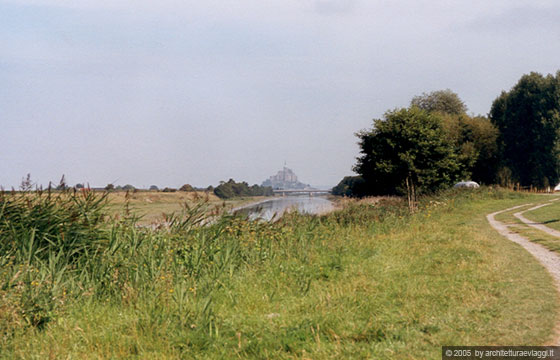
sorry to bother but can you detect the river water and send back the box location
[233,196,334,221]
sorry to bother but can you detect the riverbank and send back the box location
[0,188,556,358]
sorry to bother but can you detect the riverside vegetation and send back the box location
[0,188,557,358]
[336,72,560,211]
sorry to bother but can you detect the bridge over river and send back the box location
[273,189,331,196]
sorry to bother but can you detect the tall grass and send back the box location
[0,187,556,358]
[0,188,305,341]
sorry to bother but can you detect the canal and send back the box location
[233,196,334,221]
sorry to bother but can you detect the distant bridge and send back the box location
[273,189,331,197]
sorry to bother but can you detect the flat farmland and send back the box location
[105,191,271,224]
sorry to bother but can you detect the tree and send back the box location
[105,184,115,191]
[354,107,461,210]
[489,71,560,188]
[149,185,159,191]
[439,113,500,184]
[410,90,499,184]
[213,179,273,199]
[331,176,366,197]
[179,184,194,192]
[411,89,467,115]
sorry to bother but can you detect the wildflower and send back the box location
[169,289,174,293]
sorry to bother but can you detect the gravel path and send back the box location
[487,203,560,345]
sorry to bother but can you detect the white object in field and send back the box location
[454,181,480,188]
[554,183,560,192]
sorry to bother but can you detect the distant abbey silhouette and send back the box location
[261,166,310,190]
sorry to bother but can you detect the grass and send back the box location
[0,188,557,359]
[521,199,560,232]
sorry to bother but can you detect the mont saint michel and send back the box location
[261,167,311,190]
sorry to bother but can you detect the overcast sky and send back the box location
[2,0,560,189]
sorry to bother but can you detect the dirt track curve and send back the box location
[487,202,560,345]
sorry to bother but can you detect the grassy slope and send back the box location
[1,190,558,359]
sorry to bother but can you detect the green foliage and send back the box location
[341,89,500,199]
[440,114,500,184]
[213,179,273,199]
[354,107,462,200]
[331,176,366,197]
[410,89,467,115]
[490,71,560,187]
[0,189,112,328]
[162,187,177,193]
[0,189,109,263]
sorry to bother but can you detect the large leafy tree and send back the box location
[410,89,467,115]
[489,72,560,188]
[354,107,461,210]
[439,113,500,184]
[412,90,499,184]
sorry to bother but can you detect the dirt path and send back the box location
[487,204,560,345]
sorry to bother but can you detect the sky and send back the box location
[1,0,560,189]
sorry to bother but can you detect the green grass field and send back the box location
[0,188,557,359]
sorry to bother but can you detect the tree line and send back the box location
[213,179,274,199]
[333,71,560,209]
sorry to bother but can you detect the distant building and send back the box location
[262,167,310,190]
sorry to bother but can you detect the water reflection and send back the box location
[234,196,334,221]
